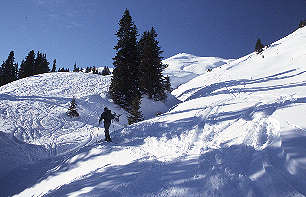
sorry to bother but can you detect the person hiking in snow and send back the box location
[99,107,115,142]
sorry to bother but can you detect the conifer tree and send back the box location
[92,66,98,74]
[127,95,143,125]
[85,66,91,73]
[0,62,3,86]
[35,52,50,74]
[40,53,50,74]
[138,27,169,101]
[255,38,264,54]
[73,62,80,72]
[110,9,141,111]
[0,62,5,87]
[15,62,19,80]
[18,60,25,78]
[58,67,69,72]
[164,75,171,92]
[34,51,42,74]
[19,50,35,79]
[101,66,111,76]
[0,51,18,86]
[51,59,57,72]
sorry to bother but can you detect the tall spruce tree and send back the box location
[138,27,169,101]
[127,95,143,125]
[35,52,49,74]
[110,9,141,111]
[34,51,43,74]
[0,51,18,86]
[19,50,35,79]
[18,60,25,79]
[40,53,50,74]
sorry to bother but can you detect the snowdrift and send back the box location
[1,27,306,196]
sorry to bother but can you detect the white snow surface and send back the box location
[0,27,306,197]
[163,52,233,89]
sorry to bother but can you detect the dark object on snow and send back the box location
[67,97,79,117]
[255,38,264,54]
[99,107,116,142]
[299,20,306,28]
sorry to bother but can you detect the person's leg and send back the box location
[104,123,112,142]
[104,128,109,141]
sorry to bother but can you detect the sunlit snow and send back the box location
[1,27,306,197]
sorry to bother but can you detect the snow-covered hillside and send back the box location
[163,53,233,88]
[0,72,177,179]
[1,27,306,197]
[0,73,123,177]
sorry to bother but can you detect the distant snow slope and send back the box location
[1,27,306,197]
[163,53,233,89]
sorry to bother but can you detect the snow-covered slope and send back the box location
[0,72,177,180]
[0,73,123,177]
[163,53,233,89]
[1,27,306,197]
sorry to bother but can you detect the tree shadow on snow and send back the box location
[2,129,306,196]
[205,97,306,123]
[43,136,306,197]
[0,140,120,197]
[40,145,262,197]
[182,69,306,101]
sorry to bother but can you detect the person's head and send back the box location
[104,107,108,111]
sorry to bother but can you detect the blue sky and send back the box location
[0,0,305,70]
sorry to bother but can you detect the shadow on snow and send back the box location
[44,131,306,197]
[180,69,306,101]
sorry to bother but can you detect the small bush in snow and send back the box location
[67,97,79,117]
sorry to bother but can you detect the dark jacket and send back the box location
[99,109,115,126]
